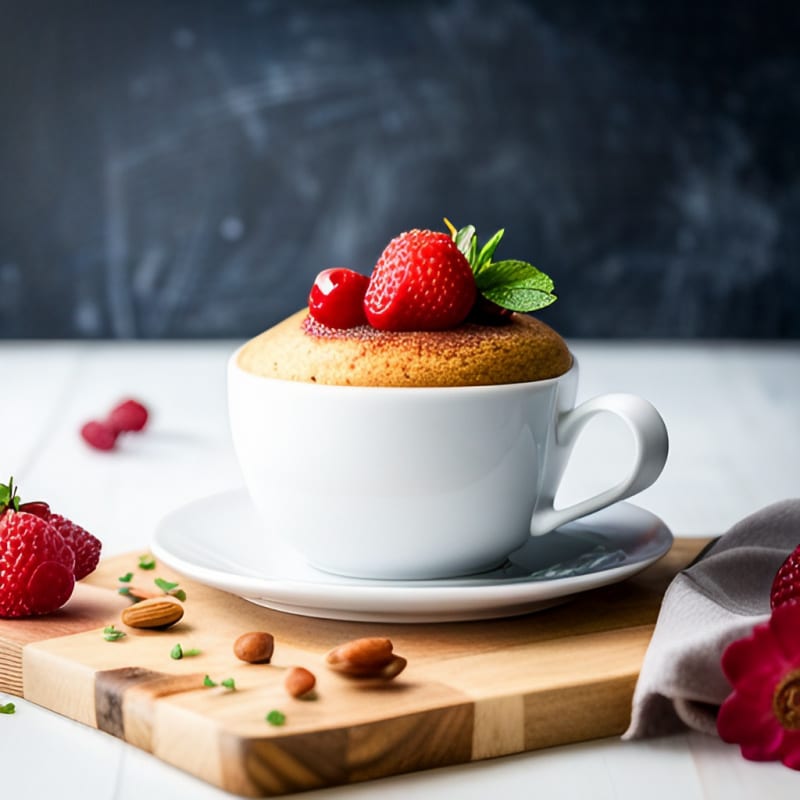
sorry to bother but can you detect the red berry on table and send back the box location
[0,485,76,617]
[81,420,118,451]
[108,399,149,433]
[308,268,369,329]
[770,544,800,609]
[364,229,477,331]
[46,513,102,581]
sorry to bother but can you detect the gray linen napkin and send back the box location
[624,498,800,738]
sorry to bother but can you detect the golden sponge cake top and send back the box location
[236,309,571,387]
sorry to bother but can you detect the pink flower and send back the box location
[717,601,800,769]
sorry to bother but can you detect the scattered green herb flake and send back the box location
[103,625,126,642]
[170,643,184,660]
[117,586,131,597]
[183,648,202,657]
[220,678,236,691]
[170,589,187,602]
[266,710,286,726]
[0,702,16,714]
[154,577,179,592]
[203,675,217,687]
[138,554,156,570]
[118,572,133,583]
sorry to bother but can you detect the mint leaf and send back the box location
[154,578,179,593]
[118,572,133,583]
[454,225,475,259]
[474,228,504,274]
[476,260,557,312]
[445,220,558,312]
[0,702,16,714]
[203,675,217,687]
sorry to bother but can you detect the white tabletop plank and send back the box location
[1,340,799,799]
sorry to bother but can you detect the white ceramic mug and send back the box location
[228,353,668,580]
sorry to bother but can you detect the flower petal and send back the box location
[770,603,800,664]
[779,730,800,770]
[717,691,780,745]
[722,627,783,686]
[741,728,785,762]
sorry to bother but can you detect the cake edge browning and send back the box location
[236,308,572,387]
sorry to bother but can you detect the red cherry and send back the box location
[308,268,369,329]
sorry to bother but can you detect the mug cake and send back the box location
[237,221,572,387]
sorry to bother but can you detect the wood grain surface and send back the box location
[0,539,707,797]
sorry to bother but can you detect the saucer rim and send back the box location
[151,489,673,620]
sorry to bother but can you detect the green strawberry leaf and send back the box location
[0,478,20,512]
[475,260,557,312]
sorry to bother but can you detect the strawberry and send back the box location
[308,268,369,328]
[5,481,102,583]
[770,544,800,609]
[0,481,75,618]
[363,229,476,331]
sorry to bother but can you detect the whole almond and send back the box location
[285,666,316,698]
[325,637,406,680]
[326,637,394,670]
[233,631,275,664]
[121,597,184,629]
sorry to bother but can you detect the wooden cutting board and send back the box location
[0,539,706,796]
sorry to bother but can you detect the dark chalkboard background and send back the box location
[1,0,798,339]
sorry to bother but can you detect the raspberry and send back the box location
[770,544,800,609]
[308,268,369,329]
[108,399,149,433]
[47,513,102,581]
[81,420,118,451]
[364,229,476,331]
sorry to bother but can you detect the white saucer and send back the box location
[151,490,673,623]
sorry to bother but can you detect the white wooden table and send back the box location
[2,340,799,799]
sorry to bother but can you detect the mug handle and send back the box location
[529,393,668,536]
